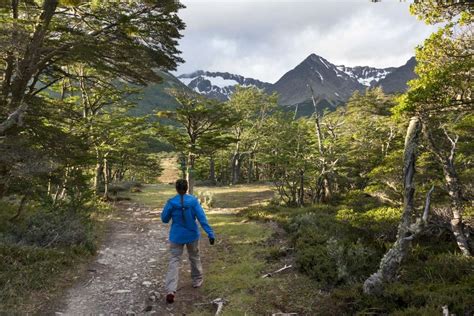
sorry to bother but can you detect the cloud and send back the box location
[174,1,436,83]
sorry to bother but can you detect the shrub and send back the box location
[288,212,381,287]
[197,190,215,208]
[336,207,402,242]
[337,190,383,212]
[11,209,96,252]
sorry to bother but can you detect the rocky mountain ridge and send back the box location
[177,53,416,107]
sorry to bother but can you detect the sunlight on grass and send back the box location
[196,184,275,208]
[120,184,177,208]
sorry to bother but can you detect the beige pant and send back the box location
[165,240,203,293]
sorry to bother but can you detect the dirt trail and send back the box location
[51,200,207,315]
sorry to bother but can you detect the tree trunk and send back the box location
[187,152,196,194]
[323,177,332,201]
[297,170,304,207]
[94,148,103,195]
[248,152,255,184]
[10,192,29,221]
[231,153,241,185]
[423,124,471,256]
[59,168,69,200]
[255,161,260,181]
[0,0,59,134]
[442,160,471,256]
[209,156,216,184]
[363,116,426,295]
[103,156,109,199]
[94,162,103,195]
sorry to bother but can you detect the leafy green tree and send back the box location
[226,86,278,184]
[159,92,238,193]
[0,0,184,133]
[396,5,472,256]
[259,111,314,206]
[336,88,404,202]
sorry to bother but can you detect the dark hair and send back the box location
[176,179,188,222]
[175,179,188,195]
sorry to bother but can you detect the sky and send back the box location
[173,0,437,83]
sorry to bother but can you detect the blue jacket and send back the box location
[161,194,215,244]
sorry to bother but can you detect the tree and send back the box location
[260,112,314,206]
[363,117,434,295]
[226,86,278,184]
[396,3,472,256]
[1,0,184,134]
[1,0,185,214]
[364,0,473,296]
[159,92,238,194]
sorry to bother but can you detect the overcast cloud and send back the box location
[173,0,437,83]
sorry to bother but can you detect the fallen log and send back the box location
[262,264,293,278]
[212,298,228,316]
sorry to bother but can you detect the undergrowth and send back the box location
[240,191,474,315]
[0,198,107,312]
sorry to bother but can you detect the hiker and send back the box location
[161,179,216,304]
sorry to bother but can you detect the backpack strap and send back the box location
[180,193,186,222]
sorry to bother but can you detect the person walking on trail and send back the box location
[161,179,215,304]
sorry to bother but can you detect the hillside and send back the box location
[127,70,194,116]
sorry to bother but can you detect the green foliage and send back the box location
[243,203,474,314]
[288,211,380,286]
[0,244,91,310]
[12,209,96,251]
[160,92,238,156]
[335,190,384,212]
[336,207,402,242]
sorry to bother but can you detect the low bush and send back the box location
[196,190,215,208]
[11,209,96,252]
[336,206,402,242]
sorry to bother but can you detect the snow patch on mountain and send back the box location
[177,71,272,101]
[336,65,393,86]
[201,75,239,88]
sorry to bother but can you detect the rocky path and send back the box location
[52,201,206,315]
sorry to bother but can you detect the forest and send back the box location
[0,0,472,315]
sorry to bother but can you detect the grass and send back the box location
[0,244,91,312]
[192,209,323,315]
[195,184,275,208]
[0,200,96,313]
[119,183,177,208]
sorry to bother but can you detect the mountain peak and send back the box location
[177,70,272,101]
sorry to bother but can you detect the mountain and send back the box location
[271,54,403,109]
[272,54,363,106]
[177,71,272,101]
[375,57,417,93]
[177,54,416,114]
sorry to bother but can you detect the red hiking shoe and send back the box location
[166,292,175,304]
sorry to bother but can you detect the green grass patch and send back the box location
[0,199,105,313]
[193,210,323,315]
[119,183,177,208]
[195,184,275,209]
[0,244,90,312]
